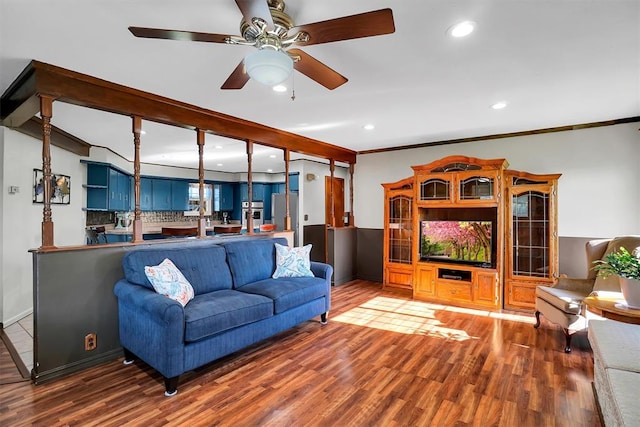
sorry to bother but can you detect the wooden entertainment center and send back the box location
[382,156,561,311]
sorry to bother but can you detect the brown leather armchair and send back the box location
[534,236,640,352]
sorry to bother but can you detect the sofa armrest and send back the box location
[113,279,185,378]
[310,261,333,314]
[310,261,333,280]
[552,277,595,294]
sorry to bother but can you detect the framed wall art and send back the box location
[33,169,71,204]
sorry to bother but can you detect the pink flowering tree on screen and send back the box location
[422,221,491,262]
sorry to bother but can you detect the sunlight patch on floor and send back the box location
[333,296,536,339]
[333,296,474,341]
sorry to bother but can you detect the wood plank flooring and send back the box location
[0,280,600,426]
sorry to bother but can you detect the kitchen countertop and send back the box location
[93,222,243,235]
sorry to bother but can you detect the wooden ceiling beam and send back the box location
[1,60,356,164]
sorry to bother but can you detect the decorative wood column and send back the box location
[197,129,207,238]
[284,148,291,231]
[131,116,143,243]
[349,162,355,226]
[246,140,253,233]
[40,95,55,248]
[329,160,336,227]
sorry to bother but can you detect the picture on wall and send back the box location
[33,169,71,204]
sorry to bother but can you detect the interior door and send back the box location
[325,176,345,227]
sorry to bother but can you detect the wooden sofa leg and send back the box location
[563,328,573,353]
[320,312,328,325]
[534,311,541,329]
[123,348,135,365]
[164,376,179,397]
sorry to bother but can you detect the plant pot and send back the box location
[619,277,640,309]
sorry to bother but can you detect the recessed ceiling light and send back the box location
[269,154,277,158]
[448,21,476,38]
[363,124,375,130]
[140,130,146,135]
[267,169,273,173]
[216,163,223,167]
[214,145,223,149]
[273,85,287,92]
[491,101,508,110]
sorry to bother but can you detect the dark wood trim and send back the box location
[16,117,91,157]
[358,116,640,155]
[1,60,356,164]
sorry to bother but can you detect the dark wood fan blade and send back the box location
[235,0,274,29]
[129,27,230,43]
[221,60,250,89]
[291,9,395,46]
[289,49,347,90]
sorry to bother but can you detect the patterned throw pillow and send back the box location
[272,243,314,279]
[144,258,195,306]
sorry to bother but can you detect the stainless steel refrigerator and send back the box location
[272,193,298,246]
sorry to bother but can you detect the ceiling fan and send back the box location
[129,0,395,90]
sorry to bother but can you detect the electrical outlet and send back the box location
[84,333,97,351]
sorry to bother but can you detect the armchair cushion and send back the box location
[536,286,587,315]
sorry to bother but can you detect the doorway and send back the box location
[325,176,345,227]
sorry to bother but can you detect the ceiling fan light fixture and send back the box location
[448,20,476,38]
[272,84,287,92]
[244,49,293,86]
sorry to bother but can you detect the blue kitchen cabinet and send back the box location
[220,183,234,211]
[152,179,172,211]
[289,173,299,192]
[240,183,248,202]
[108,168,131,211]
[252,183,264,201]
[263,184,272,220]
[240,182,265,202]
[85,163,109,211]
[140,177,153,211]
[171,180,189,211]
[106,233,132,243]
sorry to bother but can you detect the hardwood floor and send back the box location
[0,280,600,426]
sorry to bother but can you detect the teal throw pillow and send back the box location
[272,243,314,278]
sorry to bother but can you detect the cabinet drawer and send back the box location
[437,281,472,301]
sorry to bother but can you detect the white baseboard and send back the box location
[2,307,33,328]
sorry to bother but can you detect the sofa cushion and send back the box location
[224,238,288,288]
[593,236,640,292]
[238,277,327,314]
[588,319,640,373]
[606,368,640,426]
[122,245,233,294]
[272,243,314,278]
[536,285,587,315]
[184,290,274,342]
[144,258,195,306]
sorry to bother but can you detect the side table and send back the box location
[585,295,640,325]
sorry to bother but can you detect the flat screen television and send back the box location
[420,220,493,268]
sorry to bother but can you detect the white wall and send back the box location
[1,128,86,325]
[354,122,640,237]
[0,129,5,324]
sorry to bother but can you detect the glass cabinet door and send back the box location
[419,178,450,201]
[511,190,551,278]
[459,175,494,200]
[388,195,413,264]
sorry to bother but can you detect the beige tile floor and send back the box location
[3,313,33,372]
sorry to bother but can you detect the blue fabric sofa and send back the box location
[113,238,333,396]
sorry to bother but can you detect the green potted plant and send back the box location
[593,246,640,308]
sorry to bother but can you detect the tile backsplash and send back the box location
[86,211,223,226]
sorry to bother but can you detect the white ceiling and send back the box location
[1,0,639,173]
